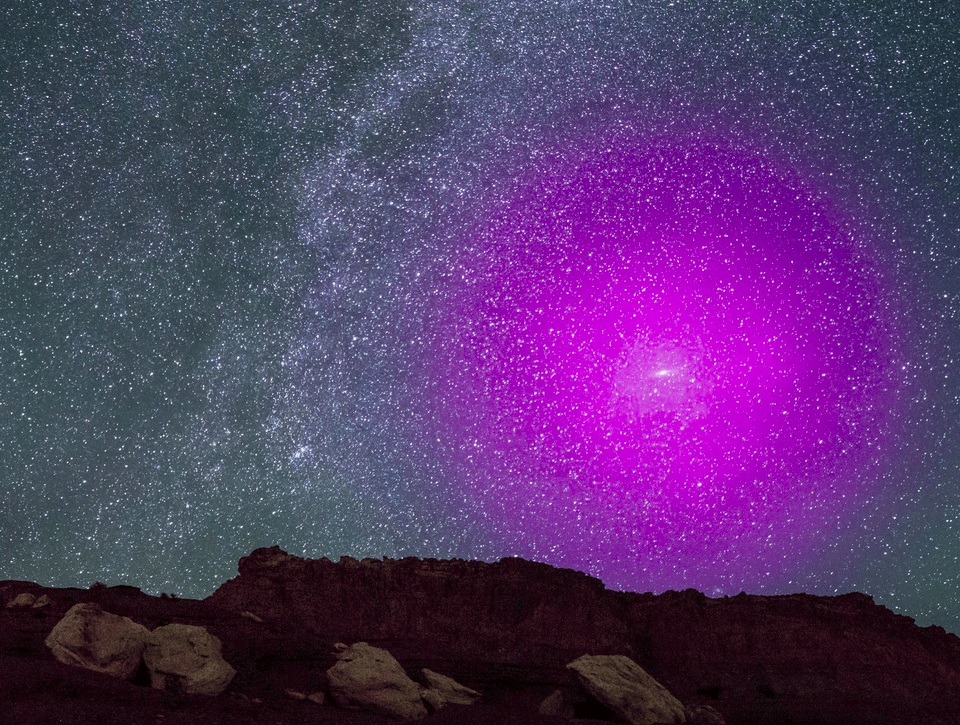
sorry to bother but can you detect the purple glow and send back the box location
[425,138,902,593]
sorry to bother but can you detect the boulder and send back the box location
[567,654,687,725]
[44,603,149,680]
[32,594,53,608]
[6,592,36,608]
[143,623,236,696]
[326,642,428,720]
[421,668,481,707]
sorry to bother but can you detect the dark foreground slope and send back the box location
[2,547,959,725]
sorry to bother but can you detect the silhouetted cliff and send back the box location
[3,547,959,725]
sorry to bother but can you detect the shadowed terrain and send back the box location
[3,547,959,724]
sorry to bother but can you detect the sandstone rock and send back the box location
[307,691,326,705]
[207,547,630,669]
[421,668,480,706]
[326,641,428,720]
[567,654,687,725]
[143,623,236,696]
[539,688,575,718]
[44,602,149,680]
[32,594,52,608]
[2,551,960,725]
[6,592,36,608]
[200,549,960,725]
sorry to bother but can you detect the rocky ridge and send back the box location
[2,547,959,724]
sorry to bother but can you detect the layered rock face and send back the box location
[206,546,634,671]
[626,587,960,724]
[207,547,960,724]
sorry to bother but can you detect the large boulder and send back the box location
[567,654,687,725]
[44,603,149,680]
[143,623,236,696]
[327,642,428,720]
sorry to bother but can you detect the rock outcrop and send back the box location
[4,550,960,725]
[207,546,630,669]
[567,654,687,725]
[143,623,236,696]
[327,641,428,720]
[44,603,149,680]
[204,547,960,725]
[7,592,36,608]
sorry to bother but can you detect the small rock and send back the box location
[421,668,481,707]
[6,592,36,608]
[307,692,325,705]
[32,594,53,608]
[285,689,307,701]
[239,610,263,623]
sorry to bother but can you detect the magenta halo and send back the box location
[420,129,905,594]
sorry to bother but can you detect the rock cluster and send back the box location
[538,655,725,725]
[44,603,236,695]
[6,592,52,609]
[326,642,482,719]
[327,641,429,719]
[35,599,481,720]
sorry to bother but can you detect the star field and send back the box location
[2,1,959,633]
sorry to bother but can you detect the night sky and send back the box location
[2,2,959,633]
